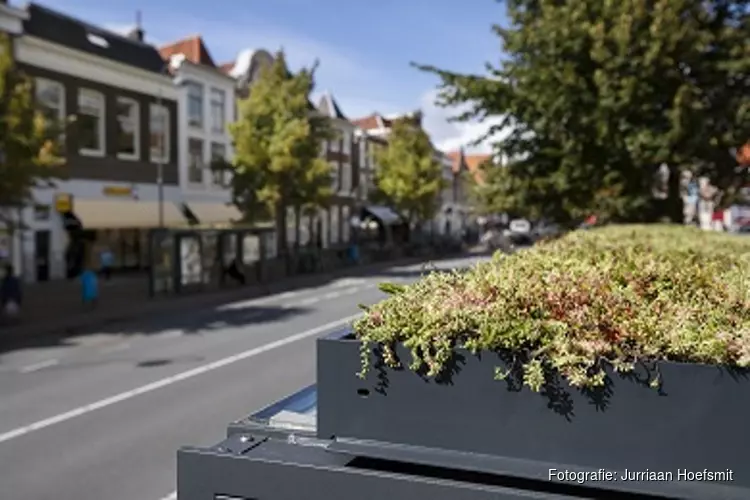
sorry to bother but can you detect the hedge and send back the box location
[353,224,750,391]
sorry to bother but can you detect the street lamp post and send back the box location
[157,85,165,228]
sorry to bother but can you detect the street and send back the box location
[0,254,487,500]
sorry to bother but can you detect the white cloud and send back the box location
[54,3,480,148]
[419,89,506,154]
[148,14,383,93]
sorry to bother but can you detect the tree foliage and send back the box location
[0,33,65,226]
[374,117,445,225]
[222,50,333,249]
[415,0,750,224]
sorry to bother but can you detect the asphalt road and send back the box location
[0,254,489,500]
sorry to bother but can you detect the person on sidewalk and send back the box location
[1,264,22,321]
[225,257,246,285]
[99,246,114,281]
[80,266,99,308]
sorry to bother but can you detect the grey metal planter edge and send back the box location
[316,331,750,494]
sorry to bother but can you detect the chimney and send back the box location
[127,11,144,42]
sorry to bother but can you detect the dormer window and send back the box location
[86,33,109,49]
[169,53,186,70]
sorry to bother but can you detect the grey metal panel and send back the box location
[317,335,750,492]
[177,435,583,500]
[227,383,317,438]
[328,438,748,500]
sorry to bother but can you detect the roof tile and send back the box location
[158,35,216,67]
[446,150,492,183]
[352,114,381,130]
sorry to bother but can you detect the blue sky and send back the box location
[31,0,507,152]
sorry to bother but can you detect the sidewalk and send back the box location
[0,251,469,346]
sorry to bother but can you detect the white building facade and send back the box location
[160,36,241,227]
[0,0,26,35]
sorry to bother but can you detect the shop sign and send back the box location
[102,185,134,197]
[54,193,73,213]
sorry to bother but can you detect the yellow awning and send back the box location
[72,200,187,229]
[186,202,243,225]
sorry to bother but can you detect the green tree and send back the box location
[223,50,333,253]
[415,0,750,224]
[0,33,65,230]
[374,117,445,231]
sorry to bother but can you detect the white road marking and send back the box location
[154,329,184,339]
[297,296,320,306]
[159,491,177,500]
[218,290,300,311]
[332,278,366,287]
[99,342,131,354]
[19,359,59,373]
[0,314,360,445]
[323,291,341,300]
[338,286,362,295]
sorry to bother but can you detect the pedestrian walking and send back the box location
[99,246,114,280]
[80,266,99,308]
[0,264,22,321]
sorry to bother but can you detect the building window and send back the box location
[368,142,377,167]
[329,134,340,153]
[341,163,351,193]
[188,138,204,185]
[210,142,227,186]
[115,97,139,160]
[360,173,368,198]
[34,204,51,221]
[210,88,225,133]
[186,81,203,129]
[78,89,105,156]
[330,206,340,245]
[150,104,170,164]
[342,132,351,155]
[330,161,339,190]
[342,205,350,243]
[35,78,65,123]
[320,140,328,158]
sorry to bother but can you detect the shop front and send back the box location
[23,181,187,281]
[148,226,275,297]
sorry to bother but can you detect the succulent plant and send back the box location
[354,225,750,391]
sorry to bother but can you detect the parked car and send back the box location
[505,218,533,245]
[480,228,514,252]
[531,220,562,241]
